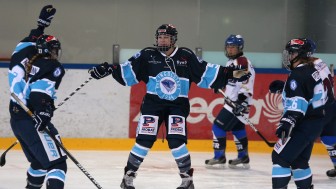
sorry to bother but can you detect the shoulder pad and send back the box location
[144,47,156,52]
[180,47,193,55]
[236,57,249,68]
[311,70,321,81]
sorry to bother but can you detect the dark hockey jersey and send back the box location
[8,28,64,119]
[282,63,326,122]
[26,58,65,113]
[9,28,45,119]
[111,46,231,102]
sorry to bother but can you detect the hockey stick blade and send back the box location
[11,93,104,189]
[0,140,18,167]
[218,89,276,147]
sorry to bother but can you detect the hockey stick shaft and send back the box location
[11,93,104,189]
[55,77,92,109]
[218,89,276,147]
[1,77,92,167]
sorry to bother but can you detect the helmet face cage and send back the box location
[282,38,312,70]
[36,35,61,60]
[155,24,178,52]
[225,34,244,58]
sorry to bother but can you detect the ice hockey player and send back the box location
[269,38,336,179]
[88,24,251,189]
[8,6,68,189]
[205,34,255,169]
[271,38,326,189]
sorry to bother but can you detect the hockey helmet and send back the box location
[283,38,312,70]
[36,34,61,60]
[155,24,178,52]
[225,34,244,59]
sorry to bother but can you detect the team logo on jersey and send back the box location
[155,71,181,100]
[148,55,161,64]
[133,51,141,59]
[53,67,62,77]
[290,80,297,90]
[177,57,187,66]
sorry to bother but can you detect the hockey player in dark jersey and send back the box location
[8,6,67,189]
[269,38,336,179]
[89,24,251,189]
[205,34,255,170]
[271,38,327,189]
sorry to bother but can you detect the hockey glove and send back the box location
[269,80,285,94]
[37,5,56,27]
[235,72,252,82]
[276,116,296,142]
[34,109,52,133]
[232,100,249,116]
[224,64,251,82]
[88,62,113,79]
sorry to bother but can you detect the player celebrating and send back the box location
[89,24,250,189]
[205,34,255,169]
[8,6,68,189]
[271,38,326,189]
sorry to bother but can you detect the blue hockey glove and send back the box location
[37,5,56,27]
[34,109,52,133]
[269,80,285,94]
[88,62,113,79]
[276,116,296,143]
[233,100,249,116]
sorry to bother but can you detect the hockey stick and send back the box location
[0,77,92,167]
[218,89,276,147]
[10,93,104,189]
[0,141,18,167]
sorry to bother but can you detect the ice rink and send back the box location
[0,150,335,189]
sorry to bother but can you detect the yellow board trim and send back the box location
[0,137,326,154]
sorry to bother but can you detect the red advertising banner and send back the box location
[129,73,288,141]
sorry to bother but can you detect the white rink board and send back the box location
[0,68,130,138]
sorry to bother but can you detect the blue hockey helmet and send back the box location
[225,34,244,59]
[225,34,244,50]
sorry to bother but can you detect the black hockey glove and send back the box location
[34,109,52,133]
[269,80,285,94]
[233,100,249,116]
[37,5,56,28]
[276,116,296,143]
[88,62,113,79]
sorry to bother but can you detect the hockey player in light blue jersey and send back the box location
[271,38,327,189]
[89,24,251,189]
[270,39,336,179]
[8,6,68,189]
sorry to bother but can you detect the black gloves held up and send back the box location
[88,62,113,79]
[37,5,56,27]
